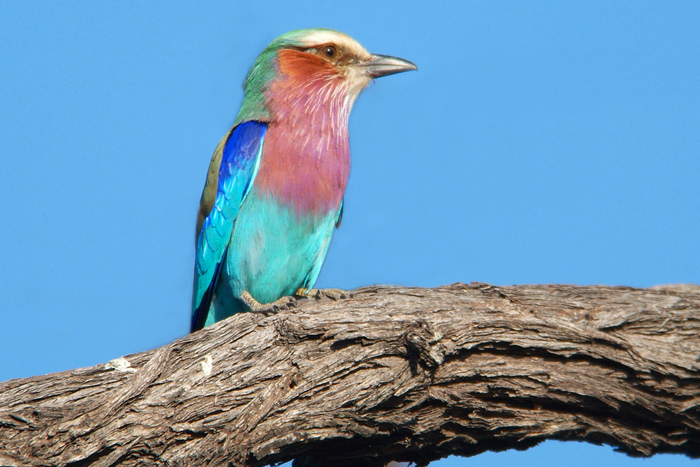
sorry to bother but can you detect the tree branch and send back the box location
[1,283,699,466]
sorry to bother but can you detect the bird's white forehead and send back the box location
[295,30,371,59]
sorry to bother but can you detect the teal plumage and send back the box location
[191,29,416,332]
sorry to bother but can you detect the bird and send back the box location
[191,28,416,332]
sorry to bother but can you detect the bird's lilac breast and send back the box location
[254,122,349,215]
[254,68,352,216]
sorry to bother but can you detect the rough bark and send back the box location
[1,283,699,467]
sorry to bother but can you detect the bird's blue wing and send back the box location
[191,121,267,332]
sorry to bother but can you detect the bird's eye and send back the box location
[322,46,337,58]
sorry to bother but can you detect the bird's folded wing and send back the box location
[191,121,267,331]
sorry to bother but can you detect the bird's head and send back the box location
[235,28,416,124]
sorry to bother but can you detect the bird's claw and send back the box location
[296,288,351,301]
[269,295,297,312]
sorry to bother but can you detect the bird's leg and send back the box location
[240,291,296,314]
[295,287,351,301]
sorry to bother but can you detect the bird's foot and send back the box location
[240,291,296,314]
[295,288,351,301]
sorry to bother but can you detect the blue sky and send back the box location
[1,2,698,466]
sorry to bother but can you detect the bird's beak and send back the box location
[361,54,417,78]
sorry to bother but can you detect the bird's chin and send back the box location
[345,68,373,100]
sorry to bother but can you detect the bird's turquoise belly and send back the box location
[209,190,336,324]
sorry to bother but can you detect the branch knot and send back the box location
[403,320,445,369]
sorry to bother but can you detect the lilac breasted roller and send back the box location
[191,29,416,332]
